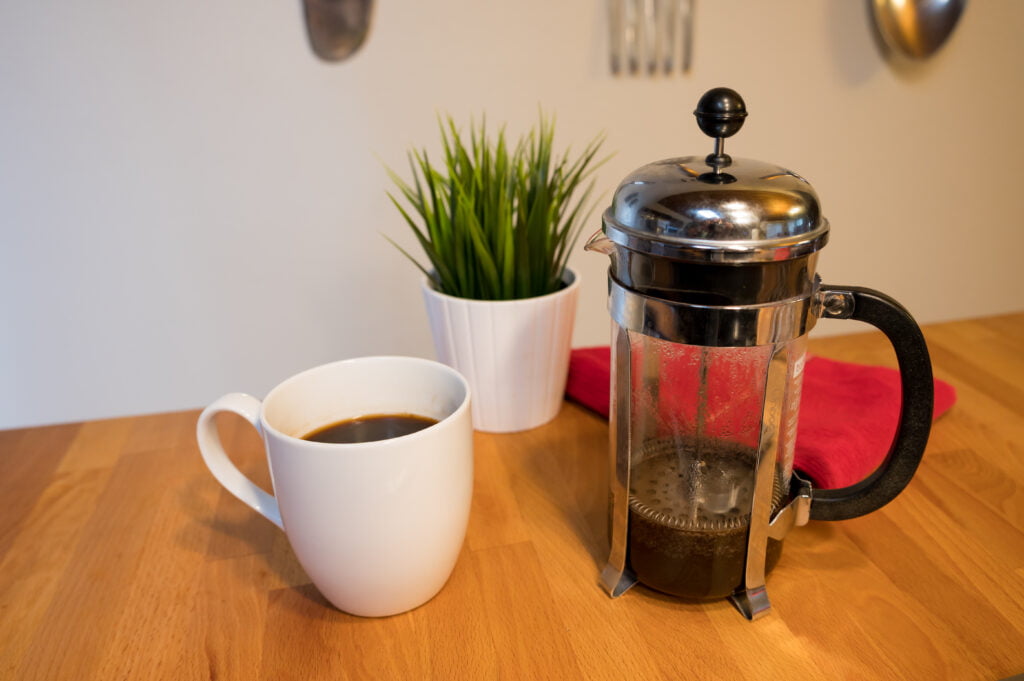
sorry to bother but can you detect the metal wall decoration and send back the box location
[608,0,695,76]
[302,0,374,62]
[871,0,966,60]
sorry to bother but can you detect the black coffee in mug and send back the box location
[302,413,438,444]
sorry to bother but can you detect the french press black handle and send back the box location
[807,286,935,521]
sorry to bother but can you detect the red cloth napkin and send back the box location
[565,346,957,489]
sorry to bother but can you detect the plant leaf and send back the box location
[383,110,609,299]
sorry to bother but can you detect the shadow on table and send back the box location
[516,403,612,571]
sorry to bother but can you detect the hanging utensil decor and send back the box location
[302,0,374,62]
[872,0,966,60]
[609,0,695,76]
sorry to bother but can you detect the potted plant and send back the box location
[386,114,607,432]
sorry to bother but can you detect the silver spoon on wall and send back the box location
[872,0,966,60]
[302,0,374,62]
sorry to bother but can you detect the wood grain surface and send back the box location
[1,313,1023,680]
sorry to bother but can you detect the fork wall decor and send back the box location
[609,0,695,75]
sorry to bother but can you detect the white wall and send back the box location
[2,1,1022,429]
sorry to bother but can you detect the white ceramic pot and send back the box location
[421,269,580,433]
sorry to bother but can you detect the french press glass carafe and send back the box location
[587,87,934,620]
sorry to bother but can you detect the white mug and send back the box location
[196,356,473,617]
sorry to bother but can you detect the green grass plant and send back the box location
[386,113,607,300]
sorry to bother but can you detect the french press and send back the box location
[586,87,934,619]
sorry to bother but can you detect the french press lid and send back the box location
[604,87,830,264]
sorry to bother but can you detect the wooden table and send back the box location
[2,313,1023,680]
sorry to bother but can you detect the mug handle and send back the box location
[196,393,283,529]
[808,285,935,521]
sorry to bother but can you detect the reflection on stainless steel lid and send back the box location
[602,87,829,263]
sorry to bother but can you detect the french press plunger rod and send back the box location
[587,87,934,620]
